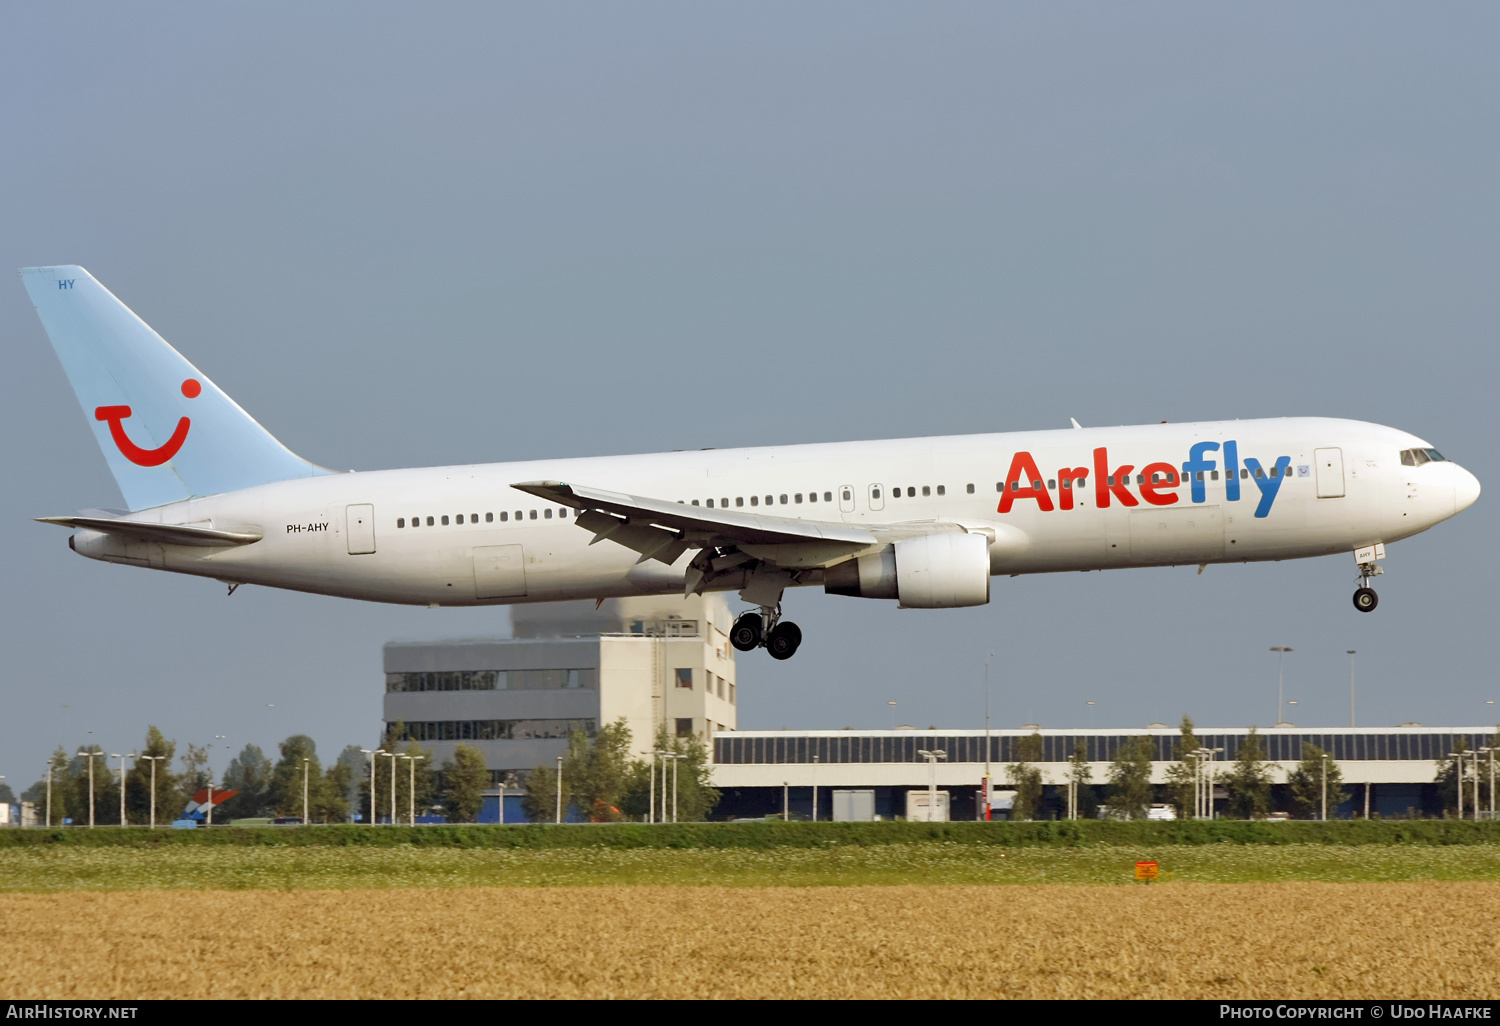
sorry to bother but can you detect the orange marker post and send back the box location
[1135,860,1159,882]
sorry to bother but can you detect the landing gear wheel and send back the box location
[730,612,764,652]
[766,621,802,660]
[1353,587,1378,613]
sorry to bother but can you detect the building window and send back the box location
[675,718,694,737]
[728,682,735,705]
[675,668,693,689]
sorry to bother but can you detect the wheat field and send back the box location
[4,882,1499,999]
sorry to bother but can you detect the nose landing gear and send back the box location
[732,605,803,659]
[1353,559,1384,613]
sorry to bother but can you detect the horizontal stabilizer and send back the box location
[35,515,262,548]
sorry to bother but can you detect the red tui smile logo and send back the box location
[94,378,200,467]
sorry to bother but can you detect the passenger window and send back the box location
[544,508,553,519]
[692,500,700,506]
[515,511,522,520]
[456,514,464,524]
[892,487,901,499]
[779,494,788,504]
[560,508,568,519]
[1135,475,1144,485]
[486,512,493,523]
[843,489,852,501]
[500,512,508,522]
[1211,471,1219,481]
[794,493,803,504]
[441,515,449,525]
[872,487,882,499]
[720,498,728,507]
[765,495,773,505]
[471,512,479,521]
[736,497,744,507]
[750,496,759,506]
[706,499,714,508]
[922,486,930,497]
[1255,468,1265,479]
[426,516,434,526]
[1106,477,1114,487]
[397,518,405,528]
[529,510,537,520]
[824,491,832,502]
[807,491,816,502]
[1047,479,1056,489]
[966,484,974,494]
[1032,480,1042,489]
[907,487,916,497]
[995,483,1003,493]
[936,485,945,496]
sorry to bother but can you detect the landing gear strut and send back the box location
[732,605,802,659]
[1353,561,1383,613]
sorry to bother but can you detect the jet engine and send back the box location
[823,532,990,608]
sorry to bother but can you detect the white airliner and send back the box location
[22,266,1481,660]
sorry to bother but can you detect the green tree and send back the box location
[0,781,15,805]
[1105,735,1155,819]
[1008,732,1044,821]
[1164,715,1202,818]
[1433,734,1497,817]
[521,762,562,823]
[270,735,321,819]
[176,742,211,817]
[315,758,352,824]
[1287,743,1350,819]
[63,745,120,826]
[442,744,489,823]
[1224,727,1273,819]
[1068,739,1094,819]
[657,730,718,823]
[217,743,272,820]
[123,727,179,825]
[42,747,71,826]
[332,746,368,824]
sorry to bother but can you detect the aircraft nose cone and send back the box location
[1455,466,1481,514]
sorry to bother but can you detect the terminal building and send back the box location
[708,725,1498,820]
[383,594,738,785]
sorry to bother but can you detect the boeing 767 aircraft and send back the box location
[22,266,1481,659]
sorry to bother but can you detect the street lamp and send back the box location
[1270,646,1293,726]
[139,755,166,828]
[811,754,819,823]
[1481,748,1497,820]
[649,749,665,824]
[917,749,947,823]
[399,754,425,825]
[360,749,384,825]
[111,753,135,827]
[1449,752,1467,819]
[1321,752,1330,821]
[888,699,898,732]
[76,749,104,828]
[555,755,564,824]
[44,762,54,828]
[379,750,398,825]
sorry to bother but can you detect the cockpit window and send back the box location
[1400,448,1445,466]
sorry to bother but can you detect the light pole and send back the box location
[380,751,397,825]
[360,749,383,825]
[555,755,563,824]
[44,762,53,828]
[139,755,165,828]
[1270,646,1293,726]
[983,651,994,822]
[1321,752,1330,821]
[811,754,819,822]
[302,757,310,824]
[1086,700,1096,730]
[76,749,103,828]
[1347,651,1357,728]
[649,749,664,824]
[1482,747,1497,820]
[400,754,425,825]
[1450,752,1466,819]
[111,753,135,826]
[917,749,947,822]
[782,780,789,821]
[672,751,681,823]
[888,699,898,731]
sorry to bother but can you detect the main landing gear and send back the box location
[1353,560,1383,613]
[731,606,803,660]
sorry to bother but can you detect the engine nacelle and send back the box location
[824,532,990,608]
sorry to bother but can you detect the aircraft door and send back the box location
[839,485,855,513]
[1314,448,1345,498]
[346,504,376,554]
[473,544,527,598]
[868,484,885,512]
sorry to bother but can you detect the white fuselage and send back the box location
[70,416,1479,606]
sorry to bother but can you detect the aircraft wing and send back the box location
[35,515,263,548]
[511,480,880,570]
